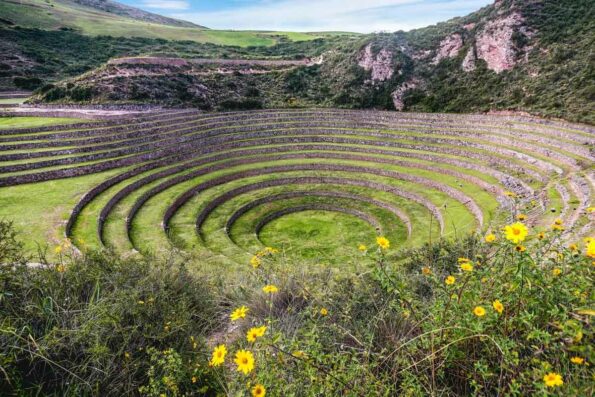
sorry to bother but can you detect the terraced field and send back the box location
[0,109,593,268]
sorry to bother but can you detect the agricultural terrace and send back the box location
[0,109,593,269]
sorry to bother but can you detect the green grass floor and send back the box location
[0,117,87,130]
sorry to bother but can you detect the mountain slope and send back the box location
[0,0,300,46]
[306,0,593,122]
[0,0,203,31]
[71,0,202,28]
[20,0,595,123]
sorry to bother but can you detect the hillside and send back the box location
[0,0,205,32]
[29,0,594,123]
[0,0,338,49]
[70,0,202,28]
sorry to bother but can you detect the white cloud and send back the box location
[141,0,190,10]
[169,0,492,32]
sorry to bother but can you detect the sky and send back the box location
[119,0,494,32]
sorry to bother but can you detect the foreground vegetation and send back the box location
[1,212,593,395]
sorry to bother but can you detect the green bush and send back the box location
[0,225,222,395]
[13,76,42,90]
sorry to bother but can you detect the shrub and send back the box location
[0,227,222,395]
[13,76,42,90]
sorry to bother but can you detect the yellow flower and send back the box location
[515,245,526,253]
[587,207,595,213]
[552,268,562,276]
[54,245,63,254]
[251,384,266,397]
[485,234,496,243]
[264,246,278,254]
[504,191,517,198]
[543,372,563,387]
[551,218,565,231]
[56,264,66,273]
[587,238,595,258]
[262,285,279,293]
[124,352,130,359]
[376,236,390,250]
[421,266,432,275]
[569,243,578,251]
[516,214,527,221]
[234,350,255,375]
[245,326,266,342]
[191,376,197,384]
[209,344,227,367]
[292,350,306,358]
[537,232,545,240]
[137,300,145,305]
[492,299,504,314]
[445,275,455,285]
[504,222,528,244]
[473,306,486,317]
[460,262,474,272]
[358,244,367,252]
[250,256,261,269]
[246,327,265,343]
[230,306,249,321]
[320,307,328,316]
[570,356,584,365]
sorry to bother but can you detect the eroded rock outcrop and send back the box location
[392,79,420,111]
[474,12,531,73]
[358,44,394,82]
[433,33,463,64]
[462,47,477,72]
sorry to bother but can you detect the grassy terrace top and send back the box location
[0,109,592,270]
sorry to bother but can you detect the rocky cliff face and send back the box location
[357,44,395,83]
[433,34,463,64]
[392,79,420,111]
[473,11,532,73]
[351,0,539,110]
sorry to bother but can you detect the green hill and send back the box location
[0,0,334,47]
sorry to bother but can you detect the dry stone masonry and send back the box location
[0,108,592,263]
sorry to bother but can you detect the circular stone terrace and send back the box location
[0,108,592,267]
